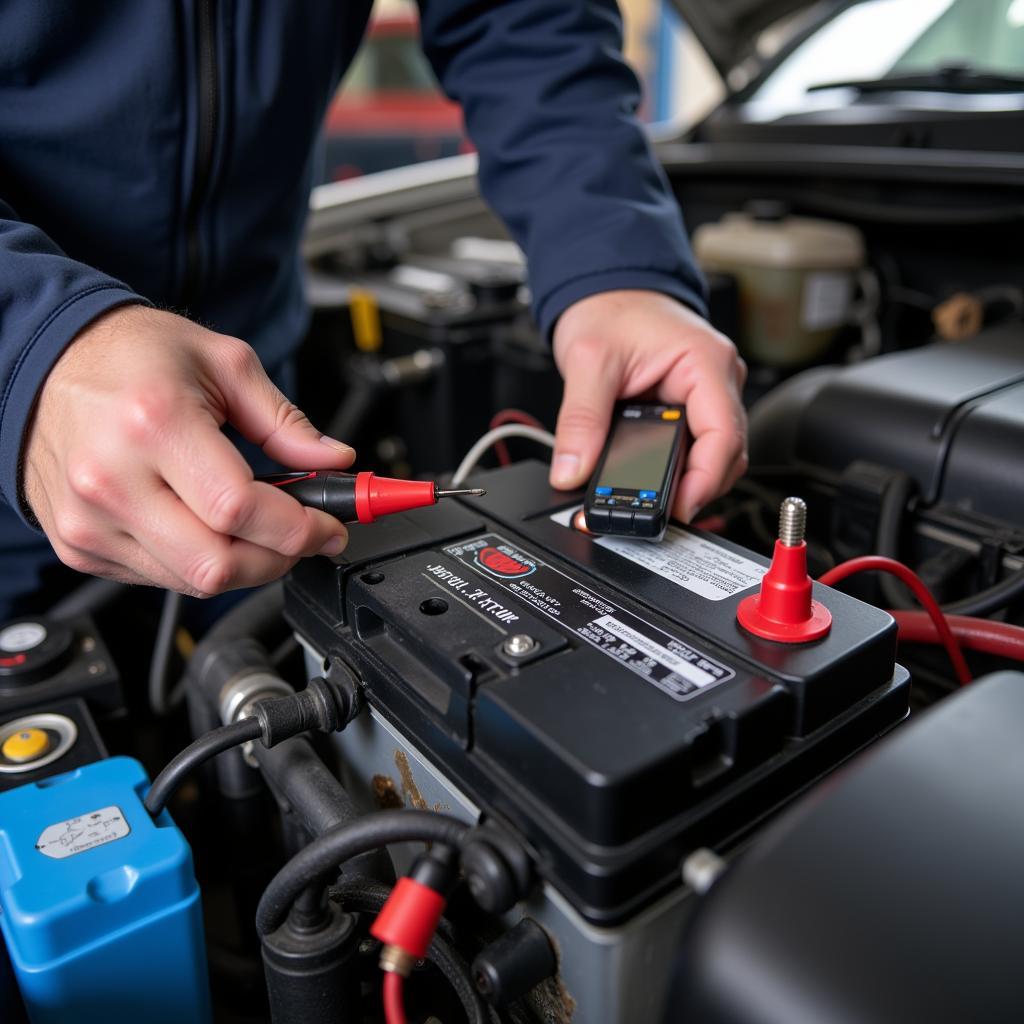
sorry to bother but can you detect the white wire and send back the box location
[450,424,556,486]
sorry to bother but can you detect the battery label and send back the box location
[422,562,521,626]
[36,805,130,860]
[441,534,734,701]
[550,507,766,600]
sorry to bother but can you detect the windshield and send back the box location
[745,0,1024,118]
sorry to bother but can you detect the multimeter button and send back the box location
[641,501,655,508]
[609,508,634,529]
[2,727,50,763]
[639,490,657,500]
[632,514,659,538]
[595,486,613,496]
[586,508,610,530]
[631,499,641,507]
[661,409,681,420]
[607,498,617,506]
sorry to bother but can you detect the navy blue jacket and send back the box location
[0,1,704,592]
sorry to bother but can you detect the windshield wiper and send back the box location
[808,63,1024,94]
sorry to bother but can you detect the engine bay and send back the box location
[2,148,1023,1023]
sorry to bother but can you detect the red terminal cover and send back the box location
[370,877,447,958]
[737,540,832,643]
[354,472,437,524]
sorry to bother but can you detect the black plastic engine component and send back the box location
[305,258,551,477]
[285,461,909,925]
[0,697,106,792]
[0,615,120,715]
[261,904,361,1024]
[750,323,1024,523]
[471,918,558,1008]
[664,670,1024,1024]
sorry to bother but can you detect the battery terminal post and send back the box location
[737,497,832,644]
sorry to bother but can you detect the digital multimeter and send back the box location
[583,403,687,541]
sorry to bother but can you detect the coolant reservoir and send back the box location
[693,208,865,367]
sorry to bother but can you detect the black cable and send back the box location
[872,471,1024,616]
[270,634,299,669]
[145,717,263,817]
[256,810,470,937]
[49,577,125,621]
[875,472,917,611]
[943,570,1024,617]
[149,590,184,715]
[331,877,493,1024]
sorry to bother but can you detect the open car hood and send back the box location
[669,0,839,77]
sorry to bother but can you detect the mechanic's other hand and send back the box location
[23,305,355,595]
[551,290,747,523]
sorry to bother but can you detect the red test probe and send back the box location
[258,471,484,524]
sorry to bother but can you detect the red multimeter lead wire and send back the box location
[257,471,485,524]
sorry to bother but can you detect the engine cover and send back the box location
[750,323,1024,525]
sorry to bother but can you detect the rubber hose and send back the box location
[256,810,469,937]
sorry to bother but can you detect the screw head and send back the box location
[502,634,537,658]
[682,847,726,894]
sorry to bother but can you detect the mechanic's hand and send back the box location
[551,289,747,523]
[23,305,355,596]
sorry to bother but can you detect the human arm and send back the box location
[416,1,746,519]
[0,203,351,594]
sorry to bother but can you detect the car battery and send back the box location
[0,757,211,1023]
[285,460,909,1022]
[305,255,546,475]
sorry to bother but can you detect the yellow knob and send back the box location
[2,727,50,763]
[661,409,682,421]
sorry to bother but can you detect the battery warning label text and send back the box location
[442,535,734,702]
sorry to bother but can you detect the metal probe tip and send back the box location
[436,487,486,499]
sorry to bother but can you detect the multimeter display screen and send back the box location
[596,420,677,492]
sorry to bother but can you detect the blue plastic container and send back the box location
[0,756,211,1023]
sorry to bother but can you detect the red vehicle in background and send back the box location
[319,12,469,183]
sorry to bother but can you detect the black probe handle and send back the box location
[258,472,359,522]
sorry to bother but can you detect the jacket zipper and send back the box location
[181,0,218,309]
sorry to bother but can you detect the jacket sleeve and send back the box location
[0,199,145,523]
[416,0,708,338]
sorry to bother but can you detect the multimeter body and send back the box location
[583,404,687,540]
